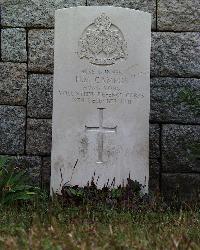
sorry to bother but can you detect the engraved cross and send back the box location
[85,108,117,164]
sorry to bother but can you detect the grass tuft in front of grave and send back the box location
[59,177,148,210]
[0,156,200,249]
[0,195,200,250]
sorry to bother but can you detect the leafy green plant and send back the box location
[0,156,39,205]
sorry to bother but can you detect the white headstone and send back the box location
[51,6,151,194]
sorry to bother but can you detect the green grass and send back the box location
[0,198,200,250]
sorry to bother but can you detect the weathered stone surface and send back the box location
[51,7,151,193]
[158,0,200,31]
[1,28,27,62]
[162,173,200,201]
[1,0,86,28]
[28,74,53,118]
[28,29,54,72]
[87,0,156,30]
[0,106,26,154]
[0,155,42,186]
[151,32,200,77]
[42,157,51,190]
[149,124,160,159]
[151,77,200,124]
[0,62,27,105]
[149,159,160,193]
[26,119,52,155]
[162,125,200,173]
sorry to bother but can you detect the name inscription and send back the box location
[58,67,147,105]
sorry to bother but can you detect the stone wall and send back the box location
[0,0,200,199]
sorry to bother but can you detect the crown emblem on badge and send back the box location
[78,13,128,65]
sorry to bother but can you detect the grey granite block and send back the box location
[0,106,26,154]
[42,156,51,190]
[1,28,27,62]
[151,32,200,77]
[27,74,53,118]
[162,173,200,201]
[26,119,52,155]
[162,125,200,173]
[151,77,200,124]
[1,0,86,28]
[0,62,27,105]
[149,124,160,159]
[158,0,200,31]
[28,29,54,72]
[87,0,156,30]
[149,158,160,193]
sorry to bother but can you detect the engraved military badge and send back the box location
[78,13,128,65]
